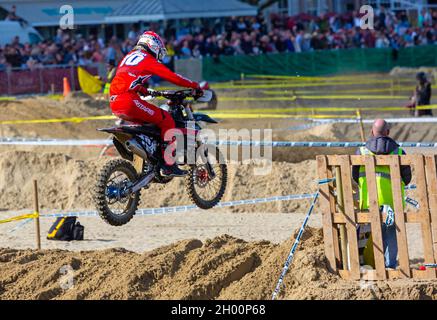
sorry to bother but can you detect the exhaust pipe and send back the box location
[125,139,148,160]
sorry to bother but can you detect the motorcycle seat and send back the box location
[121,124,161,137]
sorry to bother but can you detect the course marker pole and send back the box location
[271,178,334,300]
[356,109,366,143]
[33,180,41,250]
[271,191,320,300]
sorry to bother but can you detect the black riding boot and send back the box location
[160,163,188,177]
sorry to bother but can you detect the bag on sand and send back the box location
[47,217,84,241]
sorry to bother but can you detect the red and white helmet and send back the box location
[137,31,167,63]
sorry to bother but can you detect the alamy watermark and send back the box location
[59,5,74,29]
[360,5,375,30]
[163,124,273,175]
[59,264,74,290]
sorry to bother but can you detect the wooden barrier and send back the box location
[317,154,437,280]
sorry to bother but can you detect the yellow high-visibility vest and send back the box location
[358,147,405,210]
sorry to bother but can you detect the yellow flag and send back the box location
[78,67,103,95]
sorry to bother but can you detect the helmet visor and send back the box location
[158,46,167,62]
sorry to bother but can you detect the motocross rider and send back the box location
[109,31,203,177]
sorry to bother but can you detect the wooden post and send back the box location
[356,109,366,143]
[363,156,387,279]
[336,166,349,269]
[317,155,338,273]
[413,156,436,278]
[424,155,437,263]
[388,156,410,277]
[33,180,41,250]
[339,156,361,279]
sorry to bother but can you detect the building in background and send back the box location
[105,0,257,40]
[0,0,129,40]
[0,0,257,41]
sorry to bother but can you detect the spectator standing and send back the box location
[414,72,433,117]
[352,119,412,269]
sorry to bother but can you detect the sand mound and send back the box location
[1,228,435,300]
[0,151,318,213]
[0,97,113,139]
[272,123,357,162]
[0,151,100,211]
[62,92,108,112]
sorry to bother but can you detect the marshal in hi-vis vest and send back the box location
[358,147,405,210]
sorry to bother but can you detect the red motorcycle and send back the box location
[94,88,227,226]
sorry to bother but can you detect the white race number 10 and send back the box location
[120,52,145,66]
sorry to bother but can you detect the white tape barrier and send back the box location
[277,117,437,131]
[313,117,437,124]
[7,180,417,235]
[8,218,33,233]
[275,122,324,131]
[2,137,437,148]
[15,181,420,221]
[40,192,318,219]
[215,141,437,148]
[0,137,111,146]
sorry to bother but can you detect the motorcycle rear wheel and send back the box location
[94,159,140,226]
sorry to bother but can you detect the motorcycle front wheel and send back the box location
[94,159,140,226]
[186,144,227,209]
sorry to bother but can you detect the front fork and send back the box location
[197,143,216,180]
[181,104,217,179]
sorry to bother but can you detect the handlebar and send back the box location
[142,87,212,104]
[145,88,196,100]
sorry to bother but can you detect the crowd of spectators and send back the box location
[168,8,437,59]
[1,6,436,71]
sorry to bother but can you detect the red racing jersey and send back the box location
[110,49,199,96]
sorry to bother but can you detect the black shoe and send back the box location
[161,164,188,177]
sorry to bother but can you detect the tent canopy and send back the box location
[105,0,258,23]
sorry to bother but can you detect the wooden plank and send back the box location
[334,212,425,224]
[350,155,365,166]
[372,155,416,166]
[364,155,387,280]
[361,269,377,281]
[351,155,415,167]
[338,270,351,280]
[388,155,411,277]
[399,155,416,166]
[424,155,437,264]
[412,269,434,280]
[339,155,361,280]
[317,155,337,273]
[414,155,436,278]
[326,156,339,167]
[387,270,402,280]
